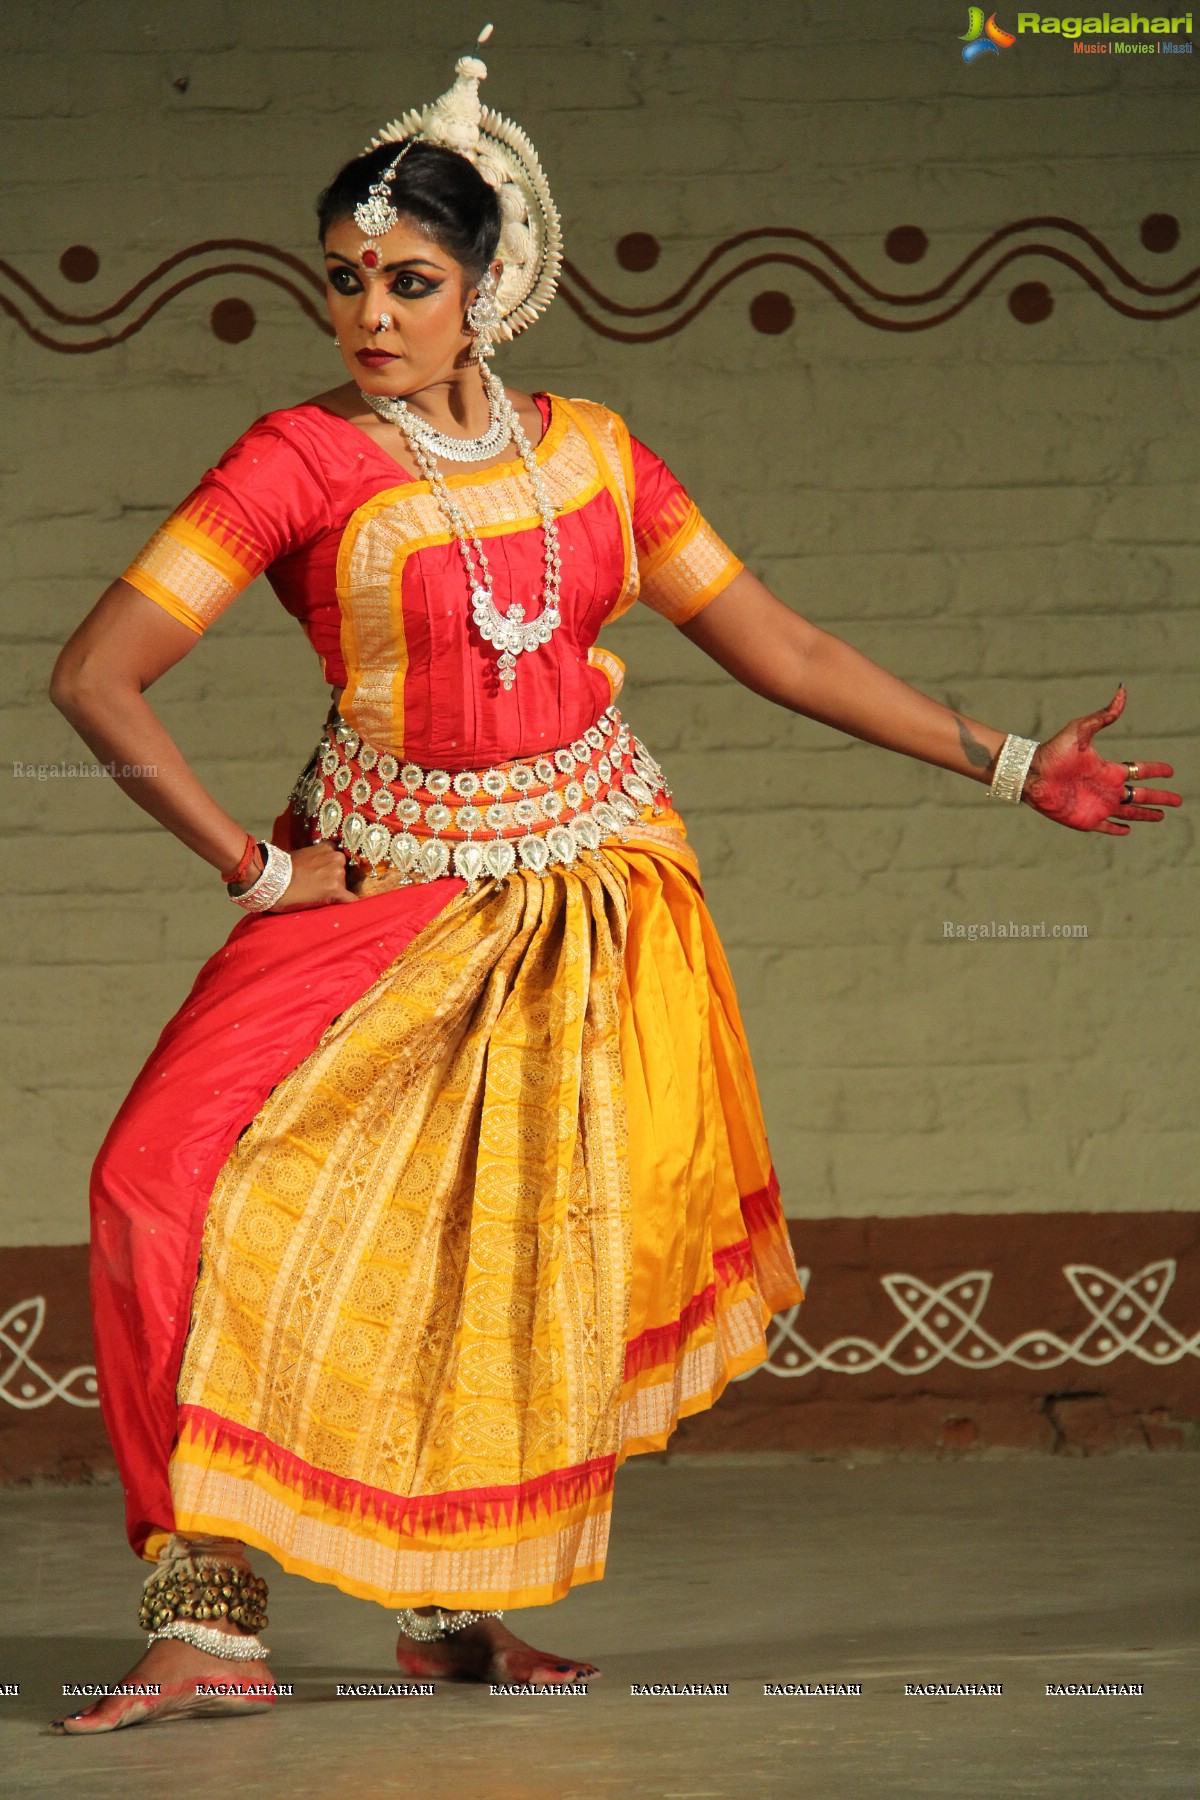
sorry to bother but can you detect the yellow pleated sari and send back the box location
[167,812,802,1608]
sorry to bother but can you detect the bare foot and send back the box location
[51,1623,275,1734]
[395,1612,599,1687]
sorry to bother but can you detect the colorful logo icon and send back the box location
[960,8,1016,61]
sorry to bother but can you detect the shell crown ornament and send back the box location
[361,23,562,342]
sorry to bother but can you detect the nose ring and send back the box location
[376,312,393,333]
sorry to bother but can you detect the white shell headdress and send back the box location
[360,26,562,343]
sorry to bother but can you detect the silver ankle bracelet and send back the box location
[396,1607,503,1642]
[148,1620,271,1660]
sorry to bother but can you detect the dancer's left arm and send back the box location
[680,566,1180,837]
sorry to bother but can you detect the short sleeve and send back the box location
[630,434,743,624]
[121,418,332,634]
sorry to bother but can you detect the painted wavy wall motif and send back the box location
[1,216,1195,351]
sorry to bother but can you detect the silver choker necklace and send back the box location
[359,382,512,464]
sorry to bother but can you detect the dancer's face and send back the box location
[323,215,496,395]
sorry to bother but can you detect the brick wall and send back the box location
[1,0,1196,1249]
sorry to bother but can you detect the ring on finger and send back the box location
[1121,782,1136,805]
[1125,761,1140,781]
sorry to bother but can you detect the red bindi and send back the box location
[361,248,379,269]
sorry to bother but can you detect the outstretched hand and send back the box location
[1022,686,1181,836]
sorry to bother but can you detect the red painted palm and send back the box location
[1023,686,1180,837]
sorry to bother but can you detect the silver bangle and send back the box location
[988,733,1039,805]
[229,840,292,912]
[148,1620,270,1660]
[396,1607,503,1641]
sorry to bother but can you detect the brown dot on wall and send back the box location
[211,298,256,343]
[616,232,660,273]
[1140,212,1179,254]
[749,290,794,335]
[1008,281,1053,325]
[59,245,100,283]
[884,225,928,265]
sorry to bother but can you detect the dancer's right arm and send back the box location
[49,579,356,908]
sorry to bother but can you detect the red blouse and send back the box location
[122,393,741,768]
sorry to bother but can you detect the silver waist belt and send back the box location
[289,704,672,888]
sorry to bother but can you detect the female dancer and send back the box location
[48,43,1178,1733]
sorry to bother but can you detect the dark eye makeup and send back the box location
[391,272,441,298]
[325,265,442,299]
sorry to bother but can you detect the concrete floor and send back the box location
[1,1454,1196,1799]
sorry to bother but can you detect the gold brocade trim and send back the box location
[178,855,634,1509]
[617,815,702,882]
[639,505,743,624]
[587,646,626,703]
[123,498,264,633]
[554,398,640,627]
[618,1294,766,1446]
[170,1450,612,1611]
[123,565,204,634]
[123,524,247,632]
[335,407,604,751]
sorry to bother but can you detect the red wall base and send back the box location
[2,1214,1197,1481]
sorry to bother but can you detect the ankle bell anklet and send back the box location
[148,1620,271,1661]
[139,1563,269,1634]
[396,1607,504,1641]
[139,1536,269,1635]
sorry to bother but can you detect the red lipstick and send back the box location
[356,349,398,368]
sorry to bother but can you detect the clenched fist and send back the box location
[266,842,358,910]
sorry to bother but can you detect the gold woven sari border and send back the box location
[168,1286,769,1608]
[171,1467,612,1611]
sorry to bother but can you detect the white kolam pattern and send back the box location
[738,1260,1200,1379]
[5,1261,1196,1409]
[1,1297,99,1408]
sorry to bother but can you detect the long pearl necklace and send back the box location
[363,368,562,692]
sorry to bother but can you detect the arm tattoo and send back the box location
[954,714,992,771]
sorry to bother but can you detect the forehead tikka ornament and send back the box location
[355,21,563,341]
[353,140,418,268]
